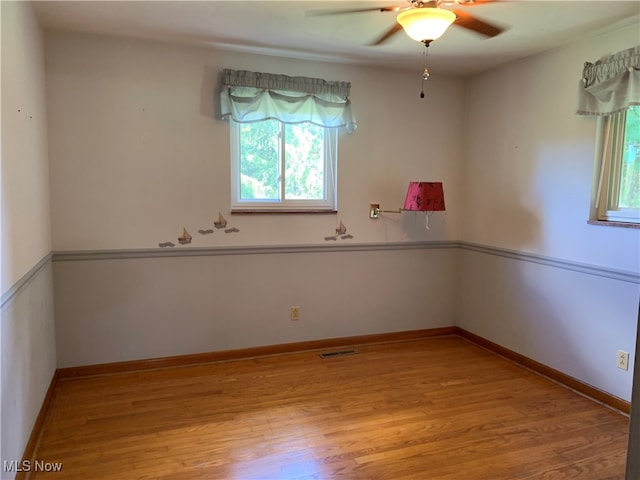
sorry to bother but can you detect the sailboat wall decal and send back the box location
[214,212,227,229]
[325,220,353,241]
[178,227,192,245]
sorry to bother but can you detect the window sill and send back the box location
[587,220,640,229]
[231,210,337,215]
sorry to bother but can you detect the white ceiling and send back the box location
[33,0,640,75]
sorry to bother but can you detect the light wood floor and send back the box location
[30,336,629,480]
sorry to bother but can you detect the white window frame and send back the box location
[230,120,338,213]
[593,108,640,224]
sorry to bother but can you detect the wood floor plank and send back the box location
[27,337,629,479]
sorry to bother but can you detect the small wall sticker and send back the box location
[178,228,192,245]
[214,212,227,229]
[324,220,353,241]
[157,210,244,248]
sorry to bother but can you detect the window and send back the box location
[220,68,355,213]
[578,46,638,226]
[230,119,337,212]
[594,105,640,224]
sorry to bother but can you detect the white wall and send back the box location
[45,30,464,367]
[462,20,639,272]
[1,3,56,478]
[53,247,458,367]
[1,263,55,479]
[459,21,640,401]
[628,302,640,475]
[1,3,52,292]
[45,30,463,251]
[459,249,638,400]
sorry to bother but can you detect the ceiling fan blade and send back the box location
[306,6,401,17]
[451,9,504,37]
[370,22,404,46]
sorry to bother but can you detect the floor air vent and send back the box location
[319,349,357,359]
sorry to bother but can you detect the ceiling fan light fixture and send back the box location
[397,7,457,42]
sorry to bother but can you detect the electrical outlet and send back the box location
[617,350,630,371]
[290,306,300,321]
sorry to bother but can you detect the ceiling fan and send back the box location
[310,0,504,46]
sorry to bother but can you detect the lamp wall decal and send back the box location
[370,181,445,229]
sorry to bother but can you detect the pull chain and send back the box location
[420,41,430,99]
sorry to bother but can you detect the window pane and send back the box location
[618,106,640,208]
[239,120,280,200]
[284,123,325,200]
[619,106,640,209]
